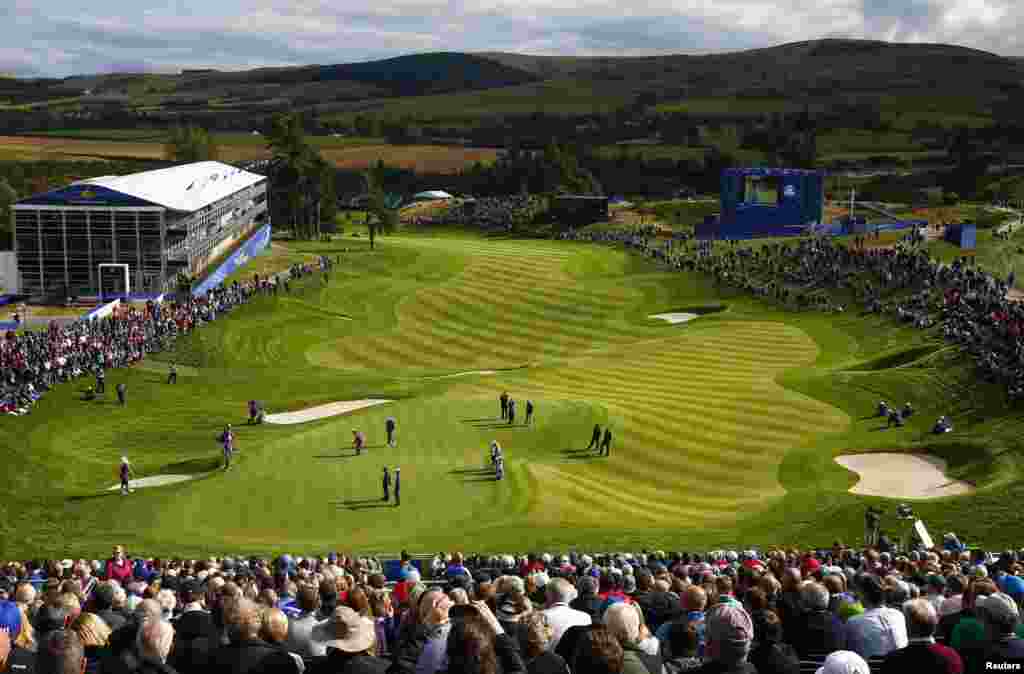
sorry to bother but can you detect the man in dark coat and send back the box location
[599,428,612,456]
[500,392,509,420]
[93,581,128,632]
[116,382,127,406]
[570,577,605,624]
[525,400,534,426]
[382,467,391,502]
[208,598,299,674]
[881,599,963,674]
[394,468,400,507]
[788,582,845,658]
[385,417,397,448]
[587,424,602,451]
[508,398,516,425]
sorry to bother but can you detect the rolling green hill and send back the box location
[2,40,1021,128]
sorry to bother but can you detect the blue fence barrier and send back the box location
[193,224,272,297]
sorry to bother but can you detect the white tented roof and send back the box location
[413,190,453,200]
[80,161,265,213]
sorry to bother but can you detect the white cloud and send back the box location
[0,0,1021,77]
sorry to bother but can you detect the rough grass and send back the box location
[4,230,1024,557]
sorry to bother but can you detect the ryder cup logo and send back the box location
[783,185,796,198]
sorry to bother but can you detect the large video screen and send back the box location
[744,175,780,205]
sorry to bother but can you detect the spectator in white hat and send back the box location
[815,650,870,674]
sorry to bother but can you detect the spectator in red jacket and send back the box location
[106,545,132,585]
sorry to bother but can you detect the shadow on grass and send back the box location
[313,452,361,459]
[449,468,493,475]
[462,476,499,482]
[343,503,396,510]
[335,498,385,506]
[459,417,501,423]
[67,491,123,503]
[467,424,532,430]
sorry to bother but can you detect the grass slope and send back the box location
[2,230,1022,557]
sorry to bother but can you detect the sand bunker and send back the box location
[835,453,974,499]
[435,370,497,378]
[650,313,699,324]
[106,474,206,491]
[264,399,392,424]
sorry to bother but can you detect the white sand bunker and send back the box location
[106,474,207,491]
[435,370,497,379]
[650,312,699,324]
[835,453,975,499]
[264,399,392,425]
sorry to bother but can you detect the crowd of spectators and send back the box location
[0,253,336,417]
[4,544,1024,674]
[415,196,547,232]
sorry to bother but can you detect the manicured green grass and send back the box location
[3,229,1024,558]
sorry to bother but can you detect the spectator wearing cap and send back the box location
[978,592,1024,664]
[393,569,421,613]
[541,578,590,653]
[307,605,389,674]
[605,602,662,674]
[844,574,907,659]
[790,582,845,658]
[209,597,298,674]
[569,577,603,625]
[814,651,869,674]
[692,603,755,674]
[0,599,37,673]
[925,576,947,615]
[879,599,962,674]
[657,585,708,660]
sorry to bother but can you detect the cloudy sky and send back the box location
[2,0,1019,77]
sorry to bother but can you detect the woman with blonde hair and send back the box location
[70,611,113,672]
[522,611,569,674]
[13,604,35,652]
[605,602,663,674]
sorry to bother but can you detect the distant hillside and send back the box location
[1,40,1022,128]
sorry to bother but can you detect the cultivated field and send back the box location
[4,227,1022,557]
[0,135,499,173]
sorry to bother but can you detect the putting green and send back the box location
[2,231,1013,557]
